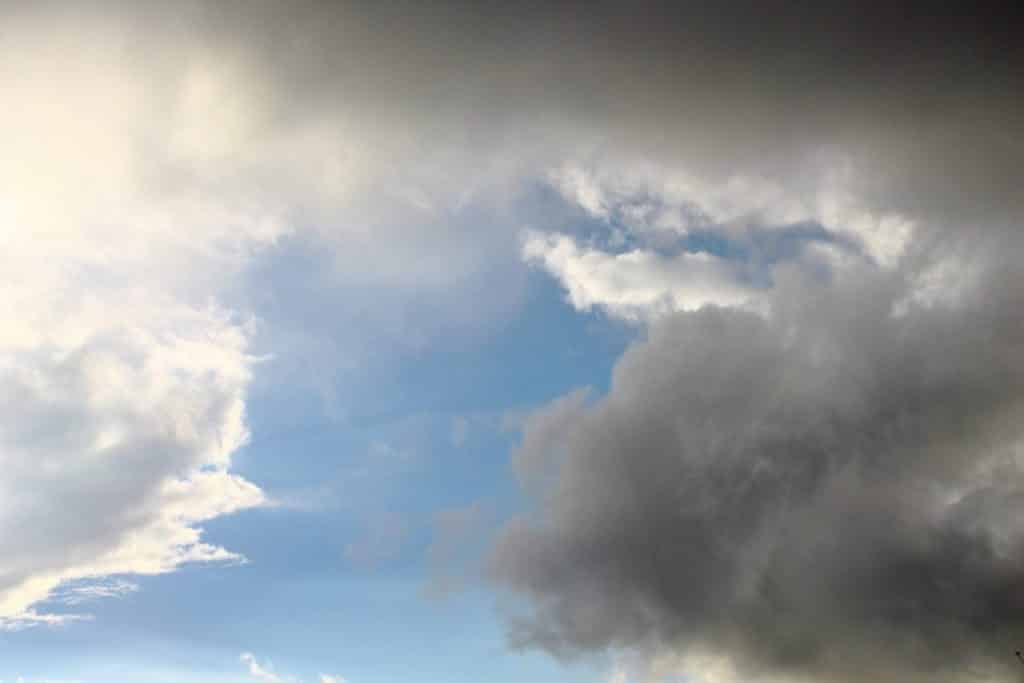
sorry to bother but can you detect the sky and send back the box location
[2,1,1024,682]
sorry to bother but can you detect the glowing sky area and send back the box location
[3,2,1024,682]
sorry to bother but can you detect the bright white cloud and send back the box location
[0,14,282,627]
[0,0,547,627]
[1,0,546,631]
[523,232,757,320]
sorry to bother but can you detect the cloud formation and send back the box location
[524,232,758,320]
[5,4,1024,681]
[492,250,1024,682]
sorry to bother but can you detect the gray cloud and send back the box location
[20,0,1021,230]
[491,254,1024,682]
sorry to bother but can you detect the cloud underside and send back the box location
[2,3,1024,681]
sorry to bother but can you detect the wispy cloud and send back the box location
[240,653,347,683]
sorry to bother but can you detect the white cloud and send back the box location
[50,578,139,607]
[0,297,266,627]
[548,161,809,235]
[523,232,757,320]
[535,158,920,321]
[240,653,347,683]
[549,159,915,268]
[0,2,534,627]
[241,653,290,683]
[0,13,281,627]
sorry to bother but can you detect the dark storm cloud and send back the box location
[240,0,1024,230]
[491,255,1024,681]
[30,0,1021,230]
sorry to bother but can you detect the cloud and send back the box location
[0,0,534,625]
[49,579,139,607]
[491,252,1024,682]
[241,653,289,683]
[547,160,915,269]
[0,292,266,627]
[240,652,347,683]
[0,7,287,625]
[523,232,759,320]
[530,159,920,322]
[5,6,1024,680]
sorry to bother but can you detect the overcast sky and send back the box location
[3,2,1024,682]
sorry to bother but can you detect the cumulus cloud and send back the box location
[0,6,287,625]
[491,253,1024,682]
[0,278,266,626]
[0,0,531,625]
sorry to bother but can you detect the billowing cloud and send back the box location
[491,251,1024,682]
[0,13,280,623]
[0,0,526,626]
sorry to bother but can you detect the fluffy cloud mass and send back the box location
[0,0,537,626]
[493,250,1024,683]
[0,11,280,625]
[0,0,544,627]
